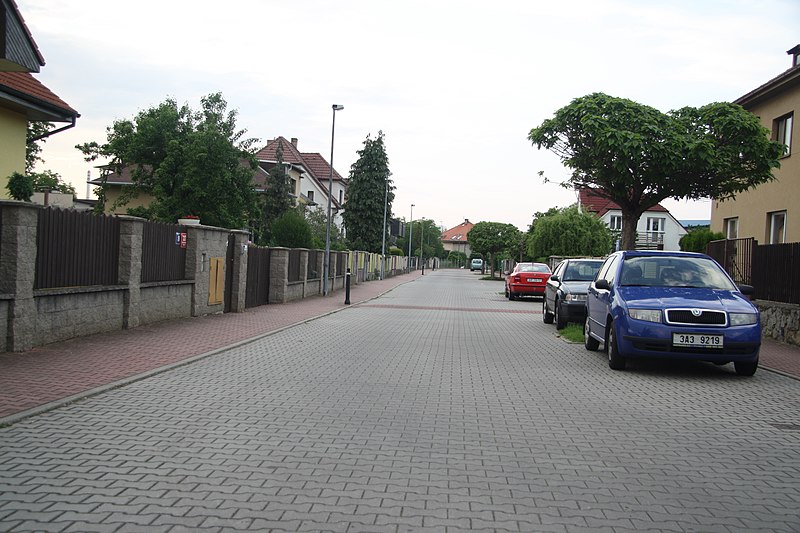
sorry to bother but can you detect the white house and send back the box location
[579,189,687,251]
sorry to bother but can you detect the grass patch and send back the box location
[559,323,584,343]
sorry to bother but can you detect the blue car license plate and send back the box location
[672,333,723,348]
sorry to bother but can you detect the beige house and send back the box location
[441,219,474,257]
[711,45,799,243]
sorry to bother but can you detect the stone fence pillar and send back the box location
[117,216,144,329]
[269,247,289,304]
[0,201,39,352]
[228,231,250,313]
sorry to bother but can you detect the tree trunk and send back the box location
[620,211,641,251]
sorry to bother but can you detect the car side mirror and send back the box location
[738,284,754,296]
[594,279,610,291]
[550,274,560,282]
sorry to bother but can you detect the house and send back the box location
[442,219,474,257]
[710,45,799,244]
[578,188,687,251]
[89,136,348,229]
[1,0,79,198]
[255,137,347,228]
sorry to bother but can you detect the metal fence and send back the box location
[288,249,302,282]
[35,208,120,289]
[245,245,271,308]
[752,242,800,304]
[307,250,320,280]
[141,221,187,283]
[706,238,755,285]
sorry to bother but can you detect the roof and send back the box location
[1,0,45,72]
[255,137,345,183]
[442,219,474,242]
[300,152,345,183]
[0,71,78,120]
[578,188,668,218]
[734,45,800,108]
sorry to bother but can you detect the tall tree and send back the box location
[260,140,293,244]
[529,93,784,250]
[305,207,344,250]
[527,206,612,261]
[77,92,258,229]
[467,221,521,278]
[342,131,393,253]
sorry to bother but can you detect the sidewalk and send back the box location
[0,271,423,424]
[1,269,799,425]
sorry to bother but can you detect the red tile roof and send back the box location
[255,137,345,183]
[0,71,78,117]
[578,188,667,217]
[442,219,474,242]
[301,152,345,183]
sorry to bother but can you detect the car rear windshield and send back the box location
[619,256,737,290]
[518,264,549,273]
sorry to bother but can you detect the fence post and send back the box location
[117,216,144,329]
[0,201,40,352]
[316,250,325,294]
[300,249,309,298]
[269,247,289,304]
[228,231,250,313]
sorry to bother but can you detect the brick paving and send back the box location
[1,269,799,531]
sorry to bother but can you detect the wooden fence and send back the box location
[35,208,120,289]
[245,246,271,308]
[706,238,799,304]
[141,221,187,283]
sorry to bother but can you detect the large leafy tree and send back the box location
[272,208,313,248]
[400,218,445,260]
[342,131,393,252]
[77,92,258,229]
[305,207,345,250]
[527,206,613,261]
[529,92,784,250]
[467,221,521,277]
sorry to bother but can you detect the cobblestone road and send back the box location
[1,270,799,532]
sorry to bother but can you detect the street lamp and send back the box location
[380,176,388,280]
[407,204,414,270]
[419,218,424,272]
[323,104,344,296]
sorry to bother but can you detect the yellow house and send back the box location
[711,45,799,243]
[0,0,79,198]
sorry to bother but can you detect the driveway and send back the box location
[1,269,799,532]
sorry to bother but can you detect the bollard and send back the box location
[422,262,425,275]
[344,268,351,305]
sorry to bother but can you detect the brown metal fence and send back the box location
[35,208,120,289]
[705,238,754,285]
[307,250,320,280]
[245,246,271,308]
[752,243,800,304]
[288,249,302,283]
[141,221,187,283]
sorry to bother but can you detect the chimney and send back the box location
[788,44,800,68]
[291,137,298,148]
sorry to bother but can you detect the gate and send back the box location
[245,245,271,308]
[224,234,235,313]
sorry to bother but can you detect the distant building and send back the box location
[579,188,687,251]
[442,219,474,257]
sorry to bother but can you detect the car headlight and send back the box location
[629,308,662,323]
[729,313,758,326]
[564,293,587,302]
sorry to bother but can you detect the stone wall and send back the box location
[758,300,800,346]
[0,298,9,352]
[34,288,125,345]
[139,282,194,325]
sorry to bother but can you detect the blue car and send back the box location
[584,250,761,375]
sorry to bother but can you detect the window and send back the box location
[338,190,344,204]
[724,217,738,239]
[774,113,793,156]
[647,217,665,233]
[307,190,314,202]
[609,215,622,231]
[768,211,786,244]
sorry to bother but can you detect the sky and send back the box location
[18,0,800,232]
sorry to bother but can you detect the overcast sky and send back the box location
[19,0,800,231]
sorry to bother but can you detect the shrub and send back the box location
[680,228,725,253]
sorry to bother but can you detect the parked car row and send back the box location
[507,251,762,376]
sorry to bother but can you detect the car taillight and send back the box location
[513,275,521,282]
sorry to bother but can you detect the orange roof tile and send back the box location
[0,71,78,117]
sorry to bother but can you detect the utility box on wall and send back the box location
[208,257,225,305]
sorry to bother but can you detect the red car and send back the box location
[505,262,551,300]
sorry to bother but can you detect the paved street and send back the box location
[1,269,800,532]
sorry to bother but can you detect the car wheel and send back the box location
[542,299,554,324]
[504,285,509,298]
[734,358,758,376]
[555,301,567,330]
[584,319,599,351]
[607,321,626,370]
[509,291,515,301]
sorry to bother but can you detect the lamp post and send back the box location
[323,104,344,296]
[419,218,424,273]
[380,176,388,280]
[407,204,414,270]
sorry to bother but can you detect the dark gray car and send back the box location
[543,259,604,329]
